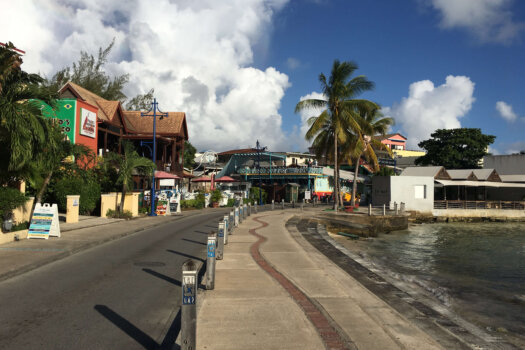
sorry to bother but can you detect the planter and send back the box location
[2,218,13,232]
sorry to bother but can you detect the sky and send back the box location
[2,0,525,154]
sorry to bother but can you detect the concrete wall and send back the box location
[484,154,525,175]
[12,197,34,224]
[373,176,434,212]
[0,229,28,245]
[432,209,525,218]
[100,192,139,218]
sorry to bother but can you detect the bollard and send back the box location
[383,204,386,216]
[248,203,251,216]
[292,200,295,208]
[400,202,405,213]
[181,259,197,350]
[239,205,243,223]
[243,204,247,219]
[281,199,284,210]
[395,202,398,216]
[234,207,239,227]
[254,202,258,213]
[301,199,304,211]
[216,222,225,260]
[229,210,234,233]
[223,215,229,244]
[206,232,216,290]
[272,199,275,210]
[368,204,372,216]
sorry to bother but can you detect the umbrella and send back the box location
[215,176,238,183]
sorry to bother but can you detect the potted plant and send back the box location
[210,189,222,208]
[0,187,28,233]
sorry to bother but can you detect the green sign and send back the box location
[38,99,77,143]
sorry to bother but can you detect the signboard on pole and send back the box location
[28,203,61,239]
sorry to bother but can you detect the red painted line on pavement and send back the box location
[248,216,350,350]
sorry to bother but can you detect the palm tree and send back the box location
[106,141,155,215]
[348,106,394,206]
[295,60,376,210]
[0,42,58,182]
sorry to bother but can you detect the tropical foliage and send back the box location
[105,141,156,214]
[296,60,377,209]
[415,128,495,169]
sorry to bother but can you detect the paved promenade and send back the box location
[196,209,444,350]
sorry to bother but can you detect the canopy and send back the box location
[155,171,180,179]
[215,176,238,183]
[192,175,212,182]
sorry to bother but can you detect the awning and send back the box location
[435,179,525,188]
[215,176,238,183]
[155,171,180,179]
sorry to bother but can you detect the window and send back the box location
[414,185,426,199]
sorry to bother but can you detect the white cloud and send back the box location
[504,141,525,154]
[286,57,301,70]
[0,0,295,151]
[293,91,326,151]
[495,101,518,122]
[385,75,475,149]
[429,0,525,44]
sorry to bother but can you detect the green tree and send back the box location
[0,42,59,181]
[347,106,393,206]
[125,88,155,110]
[45,40,129,101]
[295,60,376,210]
[106,141,156,214]
[415,128,495,169]
[184,141,197,169]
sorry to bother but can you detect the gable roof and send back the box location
[400,166,451,179]
[472,168,501,182]
[122,111,188,139]
[447,169,478,181]
[374,133,407,141]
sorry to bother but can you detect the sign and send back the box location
[159,179,175,187]
[169,202,178,213]
[378,157,396,166]
[207,240,216,258]
[38,99,77,143]
[182,271,196,305]
[156,200,169,216]
[305,191,311,200]
[73,199,79,207]
[28,203,61,239]
[80,108,97,138]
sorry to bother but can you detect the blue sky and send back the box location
[2,0,524,154]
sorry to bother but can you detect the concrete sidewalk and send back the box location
[0,209,222,282]
[196,209,444,350]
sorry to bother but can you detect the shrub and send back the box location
[139,207,149,214]
[249,187,267,204]
[0,187,28,220]
[52,177,101,215]
[210,189,222,203]
[11,221,29,231]
[226,198,235,207]
[106,208,133,220]
[195,192,205,209]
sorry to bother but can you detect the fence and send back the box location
[433,200,525,210]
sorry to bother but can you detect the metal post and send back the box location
[216,222,224,260]
[281,199,284,210]
[401,202,405,213]
[243,204,247,219]
[248,203,251,216]
[383,204,386,216]
[395,202,398,215]
[368,204,372,216]
[223,215,229,244]
[292,200,295,208]
[254,201,258,213]
[234,207,239,227]
[181,259,197,350]
[239,205,243,223]
[272,200,274,210]
[206,232,216,290]
[229,210,234,233]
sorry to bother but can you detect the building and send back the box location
[483,154,525,175]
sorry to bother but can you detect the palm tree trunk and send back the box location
[30,171,53,219]
[120,185,126,215]
[351,157,359,207]
[333,136,339,211]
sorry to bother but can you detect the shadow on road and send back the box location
[143,268,182,287]
[182,238,206,246]
[167,249,204,262]
[94,304,182,349]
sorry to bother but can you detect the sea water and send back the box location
[360,222,525,339]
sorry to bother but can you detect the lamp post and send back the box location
[141,98,168,216]
[255,140,267,205]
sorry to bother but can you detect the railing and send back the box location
[434,200,525,210]
[238,166,324,175]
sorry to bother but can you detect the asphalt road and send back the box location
[0,209,230,350]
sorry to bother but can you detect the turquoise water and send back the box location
[363,222,525,336]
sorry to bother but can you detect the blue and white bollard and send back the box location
[206,232,216,290]
[234,207,239,227]
[216,222,224,260]
[223,215,229,244]
[182,259,197,350]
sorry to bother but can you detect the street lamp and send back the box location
[141,98,168,216]
[255,140,267,205]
